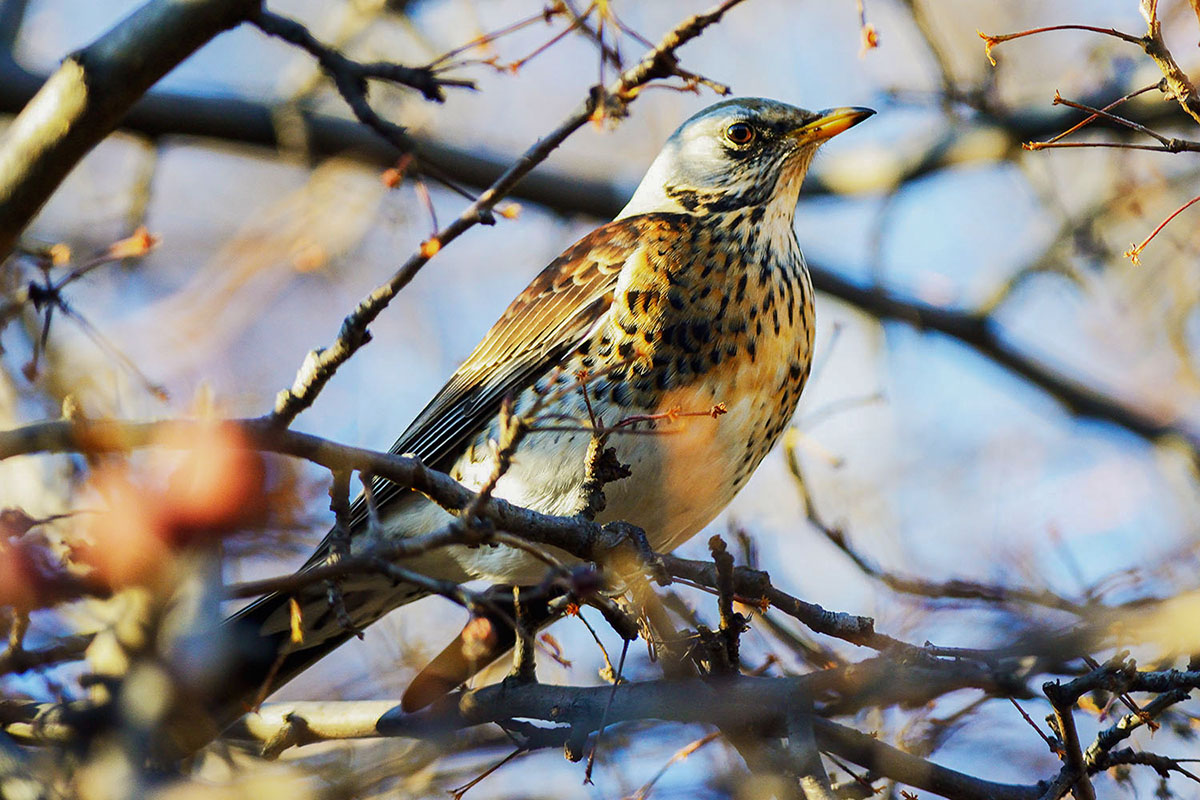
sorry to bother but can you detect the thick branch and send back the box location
[0,417,901,654]
[0,0,262,258]
[228,676,1043,800]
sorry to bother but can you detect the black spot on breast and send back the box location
[617,340,635,359]
[748,206,765,224]
[618,316,638,336]
[666,185,702,212]
[667,288,686,311]
[690,321,712,344]
[735,274,749,303]
[611,382,633,407]
[747,340,757,361]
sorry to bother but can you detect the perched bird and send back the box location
[221,97,872,723]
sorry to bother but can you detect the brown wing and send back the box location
[346,213,690,530]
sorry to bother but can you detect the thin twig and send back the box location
[267,0,750,427]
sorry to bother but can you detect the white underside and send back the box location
[375,362,791,585]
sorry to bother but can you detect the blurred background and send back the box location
[2,0,1200,797]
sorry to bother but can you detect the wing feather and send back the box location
[346,213,689,530]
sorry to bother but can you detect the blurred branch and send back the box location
[228,671,1044,800]
[0,633,91,675]
[252,8,472,104]
[1,51,1181,450]
[807,265,1200,454]
[1,29,1192,216]
[783,435,1094,614]
[0,52,634,217]
[0,0,31,52]
[0,0,264,259]
[267,0,750,426]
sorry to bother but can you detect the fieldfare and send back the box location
[222,97,874,720]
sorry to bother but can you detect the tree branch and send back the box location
[807,266,1200,454]
[226,675,1045,800]
[0,0,263,258]
[266,0,751,426]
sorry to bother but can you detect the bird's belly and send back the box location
[419,331,806,585]
[602,367,792,552]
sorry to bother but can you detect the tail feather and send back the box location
[211,577,429,732]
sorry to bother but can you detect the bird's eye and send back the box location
[725,122,755,146]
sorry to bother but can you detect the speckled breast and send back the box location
[564,210,815,552]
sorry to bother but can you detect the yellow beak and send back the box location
[791,106,875,144]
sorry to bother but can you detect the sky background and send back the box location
[4,0,1200,795]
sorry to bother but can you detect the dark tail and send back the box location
[211,576,430,733]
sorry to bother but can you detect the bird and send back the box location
[218,97,873,726]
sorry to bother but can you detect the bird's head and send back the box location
[618,98,873,220]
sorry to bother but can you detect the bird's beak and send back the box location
[790,107,875,144]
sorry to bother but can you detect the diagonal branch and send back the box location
[0,0,263,259]
[808,266,1200,454]
[267,0,751,426]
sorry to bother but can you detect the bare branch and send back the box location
[267,0,751,426]
[807,266,1200,454]
[226,673,1045,800]
[0,0,263,258]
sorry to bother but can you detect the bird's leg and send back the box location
[508,585,538,683]
[601,520,669,586]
